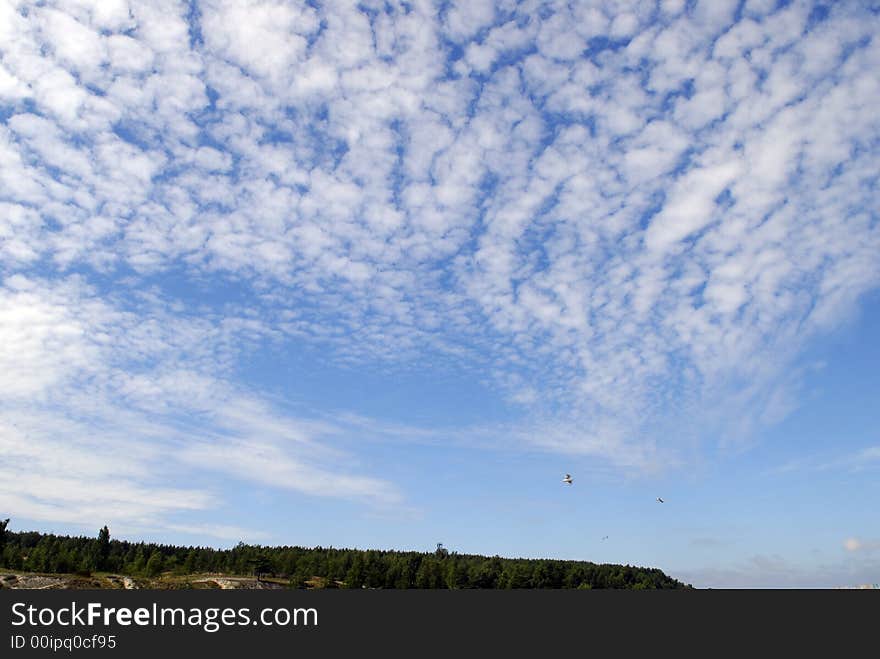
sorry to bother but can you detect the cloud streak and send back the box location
[677,552,880,589]
[0,274,401,533]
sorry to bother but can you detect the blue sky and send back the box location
[1,0,879,588]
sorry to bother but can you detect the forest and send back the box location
[0,520,691,589]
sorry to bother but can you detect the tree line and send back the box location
[0,522,691,589]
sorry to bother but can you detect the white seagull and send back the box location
[562,474,573,485]
[656,497,664,503]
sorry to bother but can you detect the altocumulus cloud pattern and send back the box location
[0,0,878,537]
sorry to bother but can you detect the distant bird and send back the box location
[656,497,664,503]
[562,474,573,485]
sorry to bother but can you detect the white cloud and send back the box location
[844,538,880,553]
[646,158,743,254]
[444,0,496,43]
[105,34,155,73]
[201,0,318,81]
[38,6,107,75]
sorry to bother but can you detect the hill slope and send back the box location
[0,529,691,589]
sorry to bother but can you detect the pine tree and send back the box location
[183,549,197,574]
[145,551,164,577]
[97,526,111,571]
[344,555,365,588]
[0,518,9,554]
[445,559,468,589]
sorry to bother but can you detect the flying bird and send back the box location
[656,497,664,503]
[562,474,573,485]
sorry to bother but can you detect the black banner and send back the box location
[1,590,875,656]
